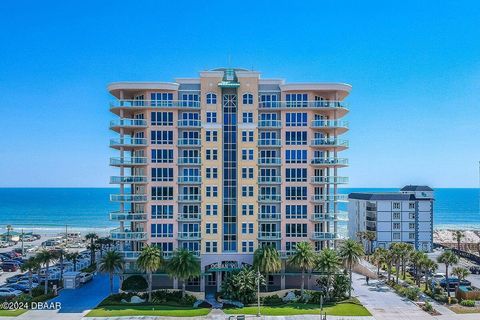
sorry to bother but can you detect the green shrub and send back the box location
[261,295,284,306]
[404,287,420,301]
[121,275,148,292]
[31,287,46,297]
[423,301,433,312]
[460,300,475,307]
[150,290,196,306]
[433,294,448,303]
[82,263,96,273]
[449,297,458,304]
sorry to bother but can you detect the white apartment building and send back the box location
[348,186,434,252]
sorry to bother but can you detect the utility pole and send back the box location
[21,228,24,256]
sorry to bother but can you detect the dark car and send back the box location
[440,277,471,291]
[5,274,24,283]
[469,266,480,275]
[1,263,20,272]
[6,283,29,293]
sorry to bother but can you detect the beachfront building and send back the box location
[108,67,351,292]
[348,186,434,252]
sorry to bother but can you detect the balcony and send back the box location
[119,251,140,260]
[110,194,147,203]
[110,137,147,149]
[258,100,348,114]
[258,157,282,166]
[310,194,348,203]
[311,120,349,134]
[258,231,282,240]
[177,157,201,165]
[109,119,147,132]
[258,176,282,184]
[177,213,202,222]
[177,176,202,184]
[311,176,349,184]
[110,157,147,166]
[311,232,337,240]
[178,194,201,202]
[110,176,148,184]
[258,194,282,202]
[257,139,282,147]
[258,120,282,129]
[110,228,147,241]
[178,138,201,147]
[110,100,201,112]
[310,158,348,167]
[178,232,201,240]
[109,211,147,222]
[280,251,296,259]
[178,119,202,128]
[258,213,282,221]
[311,213,336,222]
[310,138,348,150]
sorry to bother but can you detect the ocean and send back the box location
[0,188,478,234]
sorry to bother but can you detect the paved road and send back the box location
[3,273,118,320]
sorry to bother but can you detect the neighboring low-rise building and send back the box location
[348,186,434,252]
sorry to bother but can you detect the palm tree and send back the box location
[437,250,459,297]
[99,250,124,294]
[6,225,13,240]
[167,248,201,298]
[372,248,387,276]
[21,257,40,296]
[85,232,98,266]
[452,267,469,292]
[410,251,427,286]
[95,238,107,257]
[390,243,403,284]
[385,250,395,282]
[288,241,316,296]
[137,245,164,302]
[399,243,413,280]
[421,258,438,292]
[36,249,57,295]
[54,249,67,281]
[364,231,377,255]
[316,248,341,298]
[454,230,464,251]
[253,245,281,292]
[338,239,364,298]
[66,252,80,271]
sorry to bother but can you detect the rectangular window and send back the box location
[409,202,415,209]
[242,112,253,123]
[242,167,254,179]
[409,233,415,240]
[242,130,254,142]
[151,205,173,219]
[286,131,307,145]
[393,202,401,210]
[409,212,415,219]
[392,212,401,220]
[151,223,173,238]
[206,204,218,216]
[151,168,173,182]
[392,222,401,230]
[285,168,307,182]
[206,223,218,234]
[286,223,307,237]
[151,130,173,144]
[285,187,307,200]
[242,149,254,160]
[286,205,307,219]
[206,149,218,160]
[285,150,307,163]
[206,186,218,197]
[393,232,400,240]
[151,112,173,126]
[152,149,173,163]
[151,92,173,106]
[206,112,217,123]
[286,93,308,107]
[151,186,173,200]
[409,222,415,230]
[206,168,218,179]
[286,112,307,126]
[242,186,254,197]
[206,130,218,142]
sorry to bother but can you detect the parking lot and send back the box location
[428,248,480,288]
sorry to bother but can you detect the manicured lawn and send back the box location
[0,309,28,317]
[449,305,480,314]
[224,300,371,316]
[85,305,211,317]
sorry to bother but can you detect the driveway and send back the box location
[12,273,118,320]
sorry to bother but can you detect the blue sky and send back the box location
[0,0,479,188]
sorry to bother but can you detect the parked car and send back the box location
[469,266,480,275]
[16,280,39,288]
[440,277,471,291]
[6,274,25,283]
[6,283,31,293]
[17,275,39,283]
[0,287,23,297]
[31,234,41,240]
[79,272,93,283]
[1,262,20,272]
[0,241,9,248]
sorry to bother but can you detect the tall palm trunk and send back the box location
[109,273,114,294]
[377,264,380,276]
[265,272,269,292]
[28,271,33,297]
[445,265,450,298]
[348,262,353,298]
[182,281,186,298]
[301,268,305,295]
[148,272,152,302]
[44,263,49,295]
[395,261,400,284]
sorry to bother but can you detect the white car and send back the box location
[0,241,9,248]
[79,272,93,283]
[0,287,23,297]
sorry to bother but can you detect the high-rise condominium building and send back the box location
[108,68,350,291]
[348,186,434,252]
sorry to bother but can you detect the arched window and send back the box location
[242,93,254,105]
[206,93,217,104]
